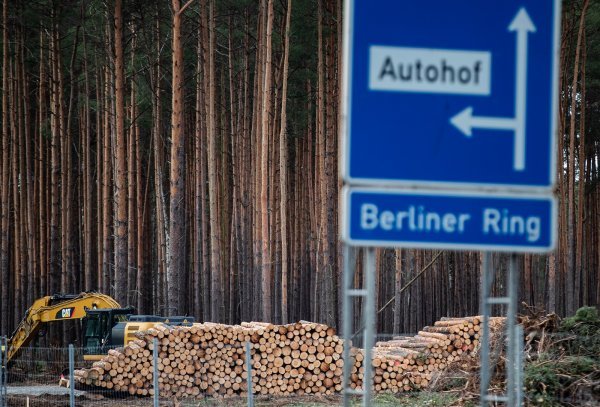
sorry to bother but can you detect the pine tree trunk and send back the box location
[394,249,402,333]
[114,0,128,305]
[49,16,62,297]
[96,67,104,290]
[316,0,327,323]
[566,0,589,316]
[194,19,204,318]
[279,0,292,324]
[82,27,93,291]
[576,31,587,303]
[102,66,113,295]
[127,28,138,306]
[152,9,167,313]
[206,0,223,322]
[198,0,211,320]
[0,0,10,334]
[11,53,23,327]
[259,0,274,322]
[37,29,47,297]
[19,33,35,307]
[65,22,80,293]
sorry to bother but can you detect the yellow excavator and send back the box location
[3,291,194,363]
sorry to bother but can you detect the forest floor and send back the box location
[5,392,462,407]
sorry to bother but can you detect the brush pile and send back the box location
[430,306,600,406]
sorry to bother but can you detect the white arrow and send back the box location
[509,8,536,171]
[450,8,535,171]
[450,107,516,137]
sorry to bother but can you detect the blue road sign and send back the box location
[342,0,561,191]
[343,188,556,252]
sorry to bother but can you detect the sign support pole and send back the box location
[506,253,519,406]
[479,252,493,404]
[342,246,376,407]
[480,253,523,406]
[342,244,356,407]
[362,247,376,407]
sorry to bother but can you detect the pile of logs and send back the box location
[348,316,505,393]
[72,316,504,398]
[73,321,344,398]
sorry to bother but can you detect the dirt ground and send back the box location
[5,388,462,407]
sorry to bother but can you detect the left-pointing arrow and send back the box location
[450,107,516,137]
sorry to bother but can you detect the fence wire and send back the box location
[1,338,255,407]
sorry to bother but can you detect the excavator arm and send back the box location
[5,292,121,363]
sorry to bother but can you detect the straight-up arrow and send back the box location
[450,8,535,172]
[509,8,536,171]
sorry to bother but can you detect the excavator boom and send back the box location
[5,292,121,362]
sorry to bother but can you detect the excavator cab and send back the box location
[82,307,134,358]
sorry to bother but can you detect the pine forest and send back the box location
[0,0,599,340]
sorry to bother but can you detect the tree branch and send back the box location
[177,0,195,17]
[351,251,444,341]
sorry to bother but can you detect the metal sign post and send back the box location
[342,245,357,406]
[480,253,524,405]
[342,246,376,407]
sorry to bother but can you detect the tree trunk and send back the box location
[206,0,223,322]
[127,27,138,307]
[82,25,93,291]
[279,0,292,324]
[114,0,128,305]
[49,15,62,297]
[259,0,274,322]
[102,66,113,295]
[0,0,10,334]
[394,249,402,333]
[37,29,47,297]
[152,8,167,313]
[566,0,589,316]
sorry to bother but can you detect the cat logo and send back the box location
[55,307,75,319]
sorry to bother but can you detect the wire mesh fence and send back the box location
[5,344,133,406]
[1,338,255,407]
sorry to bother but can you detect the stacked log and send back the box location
[73,316,504,398]
[73,321,345,398]
[347,316,505,393]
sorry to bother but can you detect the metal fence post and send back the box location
[246,341,254,407]
[0,336,5,407]
[153,338,159,407]
[2,336,5,407]
[68,344,75,407]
